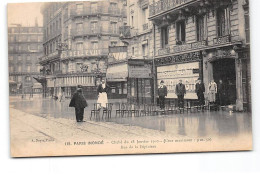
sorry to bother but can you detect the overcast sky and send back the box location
[7,2,44,27]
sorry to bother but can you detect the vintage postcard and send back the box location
[8,0,252,157]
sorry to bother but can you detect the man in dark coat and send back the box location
[217,79,226,106]
[158,80,168,110]
[69,85,88,122]
[195,78,205,107]
[175,80,186,108]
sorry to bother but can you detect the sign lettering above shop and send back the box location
[61,49,102,59]
[213,35,231,45]
[158,40,207,56]
[155,52,201,66]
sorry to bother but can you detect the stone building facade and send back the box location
[8,24,43,95]
[149,0,251,111]
[39,1,127,98]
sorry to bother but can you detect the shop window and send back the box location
[123,82,127,94]
[131,80,135,97]
[161,26,169,48]
[196,15,207,41]
[217,7,230,37]
[111,87,116,94]
[118,84,122,94]
[176,21,186,43]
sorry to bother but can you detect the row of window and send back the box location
[160,7,230,48]
[74,21,118,34]
[9,54,38,61]
[44,17,62,40]
[130,6,149,31]
[9,75,32,82]
[8,27,43,34]
[9,44,42,52]
[75,2,119,12]
[74,41,117,51]
[44,37,61,56]
[9,35,43,43]
[47,61,106,74]
[9,65,41,73]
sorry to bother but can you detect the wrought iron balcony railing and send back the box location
[149,0,194,17]
[70,6,127,18]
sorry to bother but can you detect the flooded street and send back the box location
[10,96,252,140]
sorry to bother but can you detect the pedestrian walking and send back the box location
[208,79,217,103]
[175,80,186,108]
[59,89,64,102]
[217,79,226,106]
[158,80,167,110]
[195,78,205,108]
[97,79,109,109]
[69,85,88,122]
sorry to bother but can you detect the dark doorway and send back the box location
[213,58,236,105]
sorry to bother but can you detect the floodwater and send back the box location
[10,96,252,139]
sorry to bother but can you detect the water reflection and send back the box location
[10,98,252,138]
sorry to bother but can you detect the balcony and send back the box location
[70,6,127,18]
[71,27,103,38]
[149,0,195,17]
[39,51,60,63]
[60,48,109,59]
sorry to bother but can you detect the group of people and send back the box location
[69,78,226,122]
[69,79,109,122]
[157,78,226,110]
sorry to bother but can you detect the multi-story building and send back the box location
[107,0,155,103]
[8,23,44,95]
[39,1,127,98]
[148,0,251,111]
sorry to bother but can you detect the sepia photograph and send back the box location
[8,0,252,157]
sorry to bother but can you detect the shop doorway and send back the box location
[212,58,236,105]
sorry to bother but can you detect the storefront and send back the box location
[155,51,202,102]
[106,61,128,99]
[127,59,153,104]
[203,46,247,111]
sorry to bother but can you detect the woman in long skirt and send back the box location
[208,79,217,103]
[97,79,109,109]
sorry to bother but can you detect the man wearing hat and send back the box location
[158,80,168,110]
[175,79,186,108]
[69,85,88,122]
[195,78,205,108]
